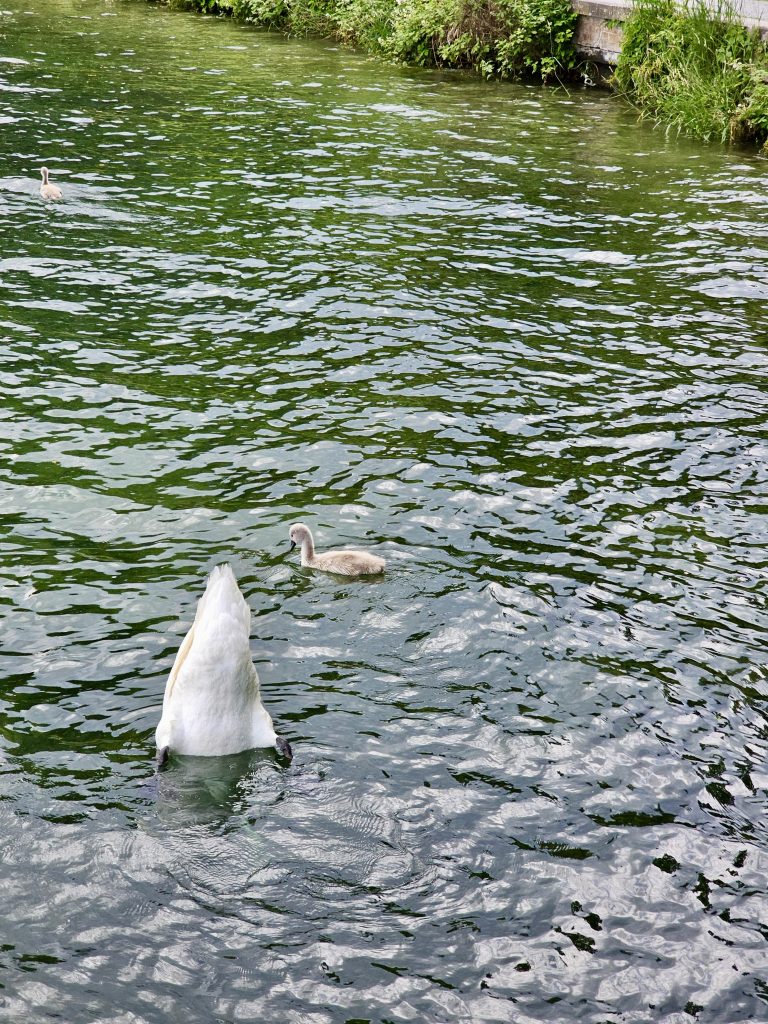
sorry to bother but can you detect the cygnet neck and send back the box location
[301,531,315,561]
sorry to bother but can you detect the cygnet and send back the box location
[288,522,385,576]
[40,167,62,201]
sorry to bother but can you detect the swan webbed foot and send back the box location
[275,736,293,762]
[157,745,170,768]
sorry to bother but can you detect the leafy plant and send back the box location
[334,0,395,50]
[380,0,577,80]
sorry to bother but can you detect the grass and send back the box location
[613,0,768,151]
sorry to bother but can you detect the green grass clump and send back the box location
[613,0,768,150]
[161,0,577,82]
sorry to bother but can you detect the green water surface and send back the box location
[1,2,768,1022]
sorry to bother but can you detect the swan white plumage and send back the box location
[155,564,290,762]
[289,522,385,576]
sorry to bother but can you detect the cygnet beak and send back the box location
[289,540,296,551]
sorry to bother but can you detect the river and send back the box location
[1,1,767,1021]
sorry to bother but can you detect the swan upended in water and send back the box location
[288,522,385,576]
[39,167,62,201]
[155,564,291,763]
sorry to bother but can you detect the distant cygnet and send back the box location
[155,564,291,764]
[39,167,62,201]
[289,522,385,576]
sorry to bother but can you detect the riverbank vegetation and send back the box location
[614,0,768,151]
[160,0,768,152]
[164,0,578,81]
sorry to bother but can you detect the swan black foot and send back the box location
[275,736,293,762]
[157,745,170,768]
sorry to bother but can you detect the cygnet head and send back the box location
[40,167,49,181]
[289,522,313,551]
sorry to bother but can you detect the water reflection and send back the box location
[152,749,284,828]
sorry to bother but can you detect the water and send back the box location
[1,1,768,1020]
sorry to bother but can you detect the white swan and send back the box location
[39,167,62,201]
[155,565,291,763]
[289,522,385,576]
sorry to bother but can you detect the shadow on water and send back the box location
[151,748,287,828]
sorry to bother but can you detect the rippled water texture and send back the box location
[2,1,768,1021]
